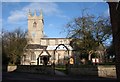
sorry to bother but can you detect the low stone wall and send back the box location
[69,65,116,78]
[7,65,116,78]
[98,65,116,78]
[69,66,98,76]
[7,65,17,72]
[7,65,54,75]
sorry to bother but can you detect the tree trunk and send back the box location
[108,2,120,79]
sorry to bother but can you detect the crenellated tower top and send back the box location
[28,9,43,19]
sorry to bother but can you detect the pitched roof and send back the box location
[25,44,47,49]
[46,45,73,50]
[24,44,73,51]
[39,49,51,57]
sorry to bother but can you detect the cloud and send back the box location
[2,0,50,2]
[8,10,26,23]
[23,2,60,15]
[3,0,21,2]
[7,2,61,23]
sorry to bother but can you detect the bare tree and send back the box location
[65,11,111,62]
[2,28,27,65]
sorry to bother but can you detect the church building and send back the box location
[21,10,73,65]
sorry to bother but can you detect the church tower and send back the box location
[27,9,44,44]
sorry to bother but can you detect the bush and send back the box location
[87,60,93,65]
[8,62,16,66]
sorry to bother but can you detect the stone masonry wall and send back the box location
[69,65,116,78]
[7,65,54,75]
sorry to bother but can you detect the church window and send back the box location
[31,53,36,60]
[33,21,37,28]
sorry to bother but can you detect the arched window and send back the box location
[31,52,36,60]
[33,21,37,28]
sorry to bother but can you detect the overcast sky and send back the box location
[2,1,110,38]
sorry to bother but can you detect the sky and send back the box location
[1,1,110,38]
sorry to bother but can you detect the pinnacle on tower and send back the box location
[39,9,44,24]
[34,9,37,16]
[40,9,43,18]
[28,9,32,16]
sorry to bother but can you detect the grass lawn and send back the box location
[55,67,67,74]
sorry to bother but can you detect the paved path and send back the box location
[2,71,117,81]
[55,70,67,76]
